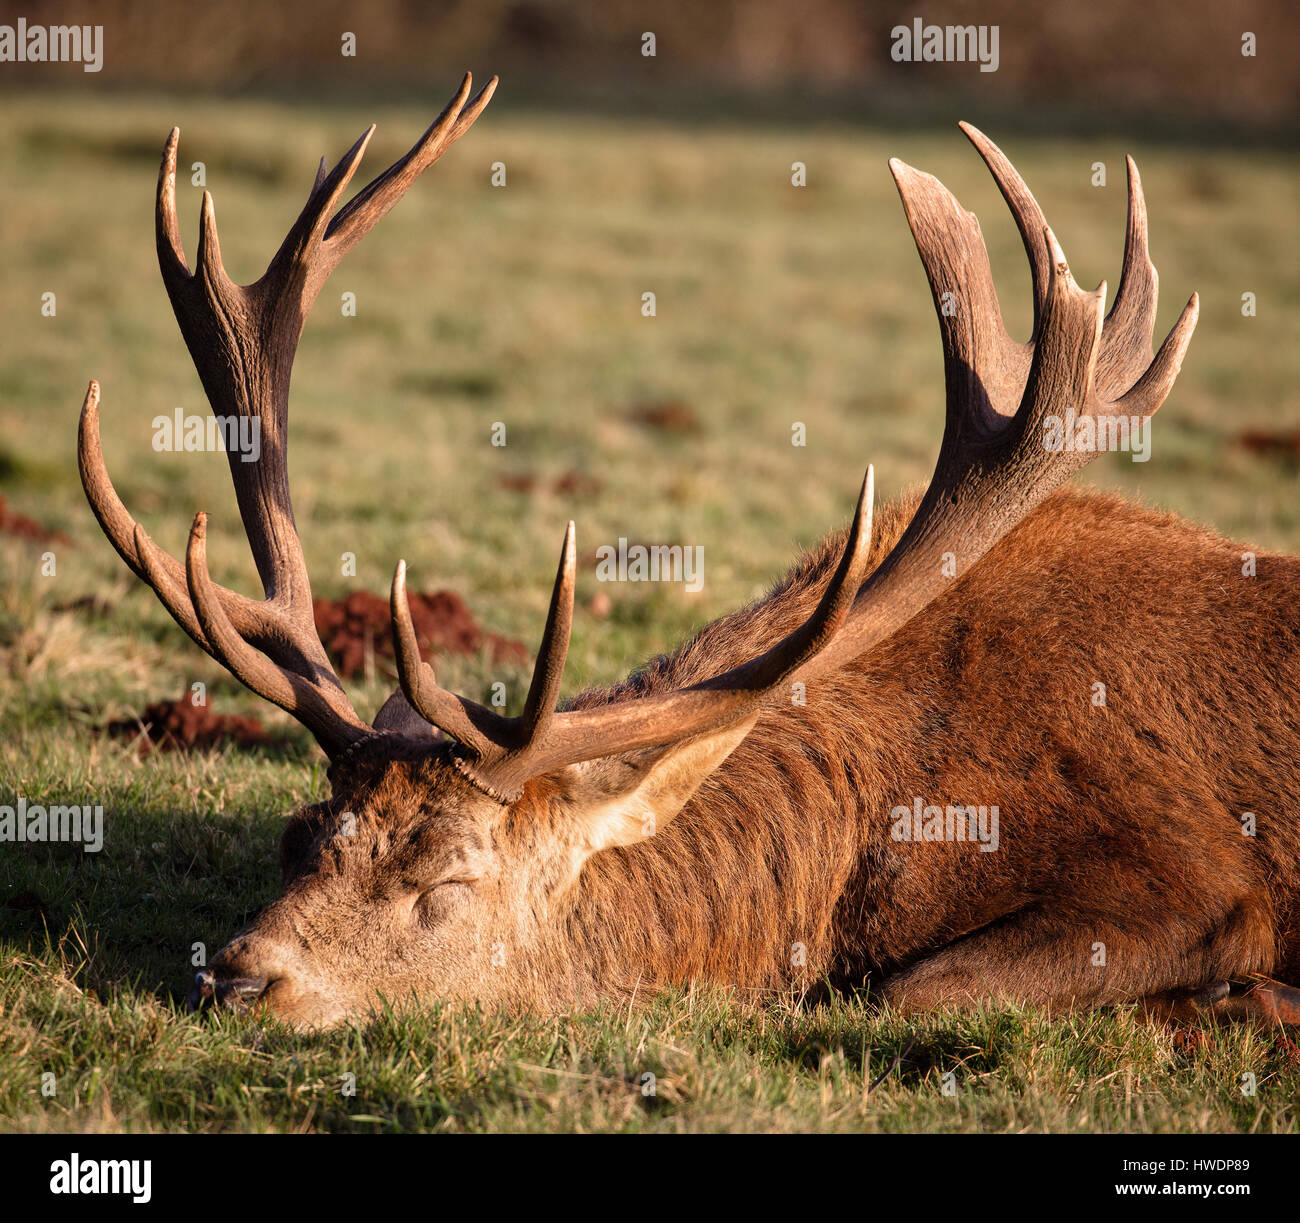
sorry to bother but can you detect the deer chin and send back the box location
[254,972,491,1031]
[259,981,353,1032]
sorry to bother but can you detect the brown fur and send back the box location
[551,485,1300,1003]
[209,485,1300,1027]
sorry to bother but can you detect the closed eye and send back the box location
[418,874,478,892]
[413,878,476,923]
[403,865,480,893]
[409,876,476,905]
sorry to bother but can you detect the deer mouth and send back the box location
[188,965,354,1029]
[188,968,271,1013]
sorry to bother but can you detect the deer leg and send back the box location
[1139,981,1229,1024]
[1140,979,1300,1027]
[878,903,1277,1017]
[1182,980,1300,1025]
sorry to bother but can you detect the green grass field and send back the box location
[1,91,1298,1132]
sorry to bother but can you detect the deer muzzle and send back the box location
[189,967,271,1012]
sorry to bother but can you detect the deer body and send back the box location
[223,486,1300,1025]
[79,77,1300,1028]
[559,487,1300,1008]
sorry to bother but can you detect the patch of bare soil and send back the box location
[628,398,701,435]
[107,698,270,756]
[0,495,69,545]
[312,590,528,681]
[497,470,603,498]
[1236,427,1300,459]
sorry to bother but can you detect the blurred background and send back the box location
[0,0,1297,758]
[1,0,1297,134]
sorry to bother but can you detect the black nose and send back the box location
[189,968,269,1012]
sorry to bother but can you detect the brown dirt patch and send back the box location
[628,398,701,435]
[1236,428,1300,459]
[0,495,69,546]
[107,698,270,755]
[312,589,528,681]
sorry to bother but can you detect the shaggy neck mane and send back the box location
[540,491,925,1001]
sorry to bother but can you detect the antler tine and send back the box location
[1096,155,1158,396]
[518,521,577,745]
[886,156,1031,425]
[156,128,189,292]
[134,521,210,655]
[959,122,1052,328]
[1115,291,1199,419]
[195,190,226,284]
[323,72,498,261]
[390,560,499,757]
[80,380,185,610]
[187,513,368,754]
[80,380,263,642]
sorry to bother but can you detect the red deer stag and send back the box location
[79,75,1300,1030]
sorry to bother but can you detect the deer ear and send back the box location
[558,715,758,855]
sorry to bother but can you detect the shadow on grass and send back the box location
[0,771,295,1006]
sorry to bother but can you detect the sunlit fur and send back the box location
[209,486,1300,1027]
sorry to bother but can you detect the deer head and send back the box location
[79,77,1196,1027]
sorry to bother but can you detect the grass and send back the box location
[0,89,1298,1133]
[5,950,1299,1133]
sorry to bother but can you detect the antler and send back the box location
[803,123,1197,675]
[393,471,877,798]
[80,74,497,757]
[391,123,1196,798]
